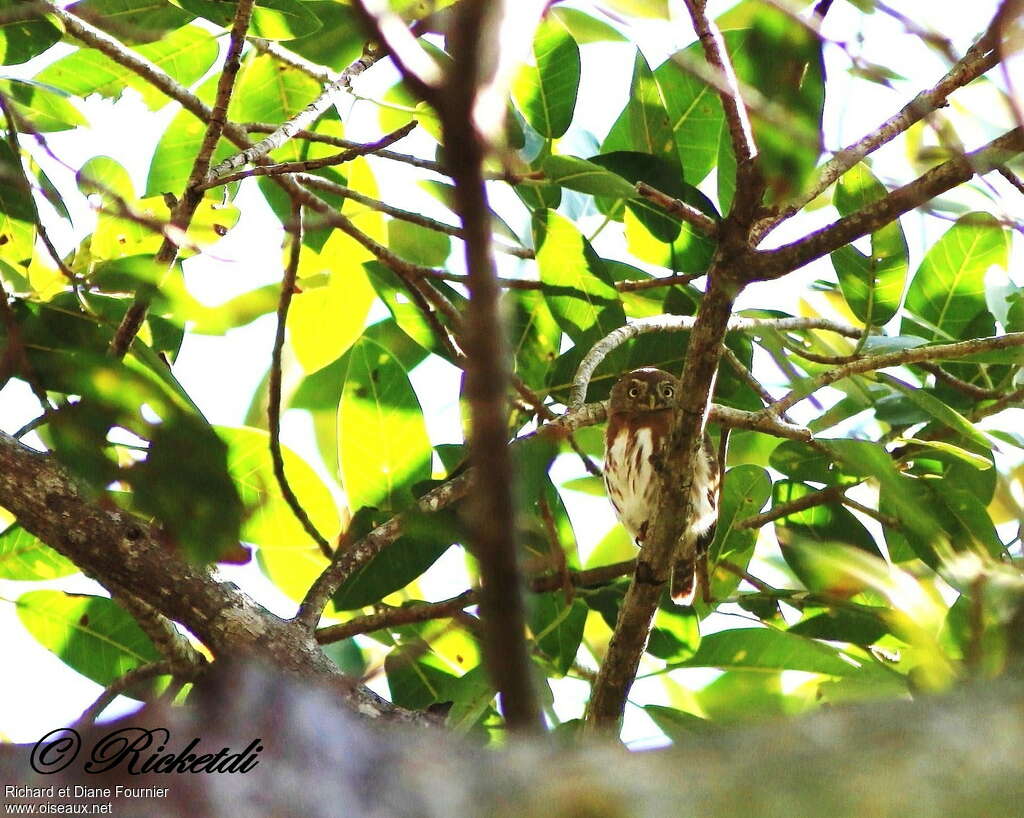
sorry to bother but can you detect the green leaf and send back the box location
[722,9,824,202]
[387,219,450,267]
[35,25,217,111]
[550,7,626,43]
[283,1,362,70]
[528,593,587,676]
[541,155,637,199]
[0,1,61,65]
[0,525,78,580]
[655,44,725,185]
[880,375,991,452]
[77,156,135,202]
[0,140,36,267]
[769,439,838,484]
[16,591,162,690]
[337,335,432,513]
[773,480,881,590]
[602,50,676,164]
[384,644,459,710]
[831,163,908,326]
[896,438,992,471]
[0,79,86,132]
[68,0,195,44]
[288,241,376,375]
[789,607,891,646]
[176,0,321,39]
[825,438,947,564]
[333,505,462,610]
[671,627,862,676]
[534,210,625,344]
[645,705,717,740]
[506,288,560,393]
[512,19,580,138]
[217,425,340,599]
[902,212,1009,342]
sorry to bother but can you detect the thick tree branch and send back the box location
[745,128,1024,280]
[0,432,430,724]
[587,271,741,730]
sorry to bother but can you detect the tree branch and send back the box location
[569,315,862,408]
[755,26,1001,239]
[0,432,430,725]
[208,42,387,179]
[197,122,417,190]
[766,332,1024,416]
[635,182,719,237]
[682,0,760,214]
[586,271,741,730]
[108,0,256,358]
[268,202,333,558]
[745,128,1024,280]
[316,561,637,645]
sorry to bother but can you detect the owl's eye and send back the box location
[628,386,640,398]
[661,383,675,398]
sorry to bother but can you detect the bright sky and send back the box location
[0,0,1015,746]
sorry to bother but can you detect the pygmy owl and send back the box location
[604,368,719,604]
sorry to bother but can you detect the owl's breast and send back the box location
[603,426,660,543]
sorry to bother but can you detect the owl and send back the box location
[604,368,720,604]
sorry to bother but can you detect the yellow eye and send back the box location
[628,386,640,398]
[662,383,674,396]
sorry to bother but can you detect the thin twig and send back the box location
[766,331,1024,416]
[297,174,535,258]
[197,122,418,190]
[635,182,719,236]
[208,42,386,179]
[736,483,851,530]
[316,560,636,644]
[570,315,863,408]
[108,0,256,358]
[269,203,332,558]
[73,660,189,728]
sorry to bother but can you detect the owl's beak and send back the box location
[649,394,658,410]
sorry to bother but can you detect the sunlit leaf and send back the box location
[0,525,78,580]
[512,18,580,138]
[175,0,321,40]
[0,1,61,65]
[528,592,588,676]
[337,335,432,513]
[831,163,908,326]
[217,425,340,600]
[902,212,1009,342]
[35,25,217,110]
[671,627,863,676]
[16,591,162,691]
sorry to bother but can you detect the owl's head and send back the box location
[608,368,679,415]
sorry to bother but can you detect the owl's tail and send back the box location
[670,558,697,605]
